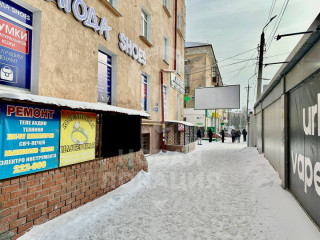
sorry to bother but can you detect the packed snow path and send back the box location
[20,141,320,240]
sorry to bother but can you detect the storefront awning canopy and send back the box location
[165,119,196,127]
[0,90,150,118]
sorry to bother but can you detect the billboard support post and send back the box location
[215,109,217,142]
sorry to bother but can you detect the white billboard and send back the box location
[194,85,240,109]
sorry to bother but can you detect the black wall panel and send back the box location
[289,71,320,227]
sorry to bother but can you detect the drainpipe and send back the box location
[174,0,178,71]
[160,69,175,152]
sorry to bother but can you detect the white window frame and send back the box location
[106,0,117,8]
[164,36,169,64]
[141,73,151,113]
[177,53,181,75]
[141,7,151,41]
[177,13,182,31]
[163,0,170,10]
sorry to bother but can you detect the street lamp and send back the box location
[256,15,277,101]
[276,27,319,40]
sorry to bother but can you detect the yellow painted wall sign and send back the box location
[60,110,96,167]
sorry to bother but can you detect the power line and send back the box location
[219,58,257,68]
[187,47,257,73]
[224,49,258,82]
[265,0,286,47]
[264,52,290,58]
[218,47,256,63]
[266,0,277,29]
[190,62,257,76]
[266,0,290,53]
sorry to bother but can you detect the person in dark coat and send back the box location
[197,129,202,145]
[221,129,225,143]
[208,128,213,142]
[231,129,236,143]
[236,129,241,143]
[242,129,247,142]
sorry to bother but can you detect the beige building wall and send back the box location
[21,0,185,123]
[184,44,223,131]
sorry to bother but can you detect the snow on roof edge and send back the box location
[165,119,196,127]
[0,90,150,118]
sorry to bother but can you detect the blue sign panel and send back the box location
[98,51,112,105]
[0,103,60,180]
[0,0,33,25]
[0,0,32,90]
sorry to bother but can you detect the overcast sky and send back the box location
[186,0,320,111]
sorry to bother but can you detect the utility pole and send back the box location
[256,15,277,101]
[256,34,264,101]
[245,83,252,128]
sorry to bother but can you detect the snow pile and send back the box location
[0,90,149,118]
[19,142,320,240]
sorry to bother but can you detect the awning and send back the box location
[165,119,196,127]
[0,90,150,118]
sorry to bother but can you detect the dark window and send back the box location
[101,114,141,157]
[141,133,150,154]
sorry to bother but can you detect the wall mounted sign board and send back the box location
[0,103,60,180]
[118,33,146,65]
[170,73,184,94]
[60,110,96,167]
[45,0,112,40]
[0,0,33,90]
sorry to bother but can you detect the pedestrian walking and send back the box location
[231,129,236,143]
[221,129,225,143]
[236,129,241,143]
[197,129,202,145]
[242,129,247,142]
[208,128,213,142]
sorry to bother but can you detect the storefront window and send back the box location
[0,0,39,92]
[98,51,112,105]
[141,74,148,112]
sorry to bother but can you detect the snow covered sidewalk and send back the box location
[20,142,320,240]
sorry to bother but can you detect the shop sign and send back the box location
[118,33,146,65]
[45,0,112,40]
[60,110,96,167]
[178,123,184,131]
[0,0,32,90]
[289,74,320,227]
[170,73,185,94]
[0,103,60,180]
[153,103,159,112]
[212,112,219,118]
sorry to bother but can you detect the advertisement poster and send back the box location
[0,103,60,180]
[60,110,96,167]
[0,0,33,89]
[289,72,320,228]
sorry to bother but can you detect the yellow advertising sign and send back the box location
[212,112,219,118]
[60,110,96,167]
